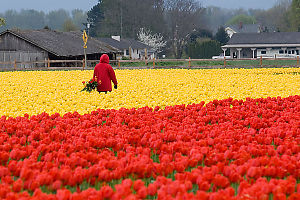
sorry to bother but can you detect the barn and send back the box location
[0,29,120,69]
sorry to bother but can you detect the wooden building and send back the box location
[0,29,120,69]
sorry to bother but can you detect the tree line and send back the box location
[0,0,300,59]
[0,9,87,32]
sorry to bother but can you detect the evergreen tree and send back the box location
[43,25,50,30]
[189,28,213,43]
[187,39,222,59]
[215,26,229,45]
[87,1,104,37]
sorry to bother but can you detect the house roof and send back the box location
[226,24,260,33]
[97,37,153,51]
[226,32,300,45]
[0,29,120,56]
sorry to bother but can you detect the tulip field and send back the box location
[0,68,300,200]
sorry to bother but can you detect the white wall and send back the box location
[257,48,300,58]
[122,48,155,60]
[132,49,140,59]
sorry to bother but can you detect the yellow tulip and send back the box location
[0,68,299,117]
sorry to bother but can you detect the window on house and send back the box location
[285,50,288,54]
[288,51,291,54]
[279,50,284,54]
[126,50,129,55]
[261,51,266,54]
[297,50,299,55]
[292,50,295,54]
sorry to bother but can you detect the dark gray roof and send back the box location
[97,37,152,51]
[227,24,260,33]
[0,29,120,56]
[227,32,300,45]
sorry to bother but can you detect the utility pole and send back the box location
[120,0,123,38]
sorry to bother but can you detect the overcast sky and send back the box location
[0,0,99,13]
[0,0,279,13]
[201,0,279,10]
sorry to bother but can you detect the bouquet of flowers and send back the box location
[81,76,101,92]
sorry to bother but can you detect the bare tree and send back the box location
[289,0,300,31]
[46,9,70,30]
[164,0,204,58]
[71,9,87,30]
[123,0,165,38]
[252,0,292,31]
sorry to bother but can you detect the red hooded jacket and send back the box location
[93,54,118,92]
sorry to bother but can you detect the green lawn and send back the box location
[111,59,299,68]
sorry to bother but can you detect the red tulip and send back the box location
[56,189,71,200]
[12,179,23,192]
[0,95,298,199]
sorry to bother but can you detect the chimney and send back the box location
[239,22,243,29]
[112,36,121,41]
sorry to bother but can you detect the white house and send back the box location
[221,32,300,59]
[97,36,155,60]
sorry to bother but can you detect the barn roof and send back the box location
[0,29,120,56]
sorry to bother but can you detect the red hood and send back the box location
[100,54,109,64]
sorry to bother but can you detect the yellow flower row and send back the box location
[0,68,299,117]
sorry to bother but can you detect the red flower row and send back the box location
[0,95,299,199]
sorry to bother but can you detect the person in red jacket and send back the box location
[93,54,118,94]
